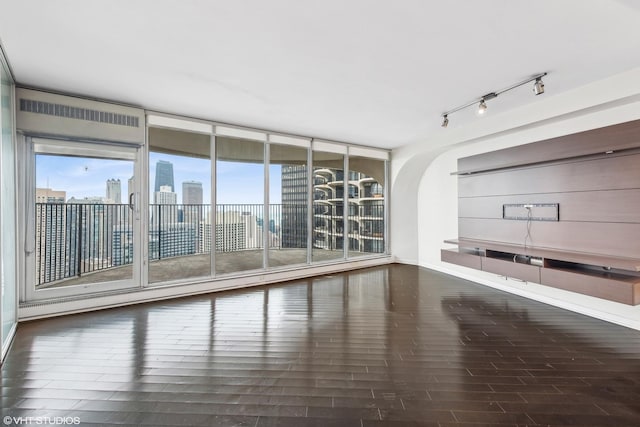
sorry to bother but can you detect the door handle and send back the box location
[129,192,135,210]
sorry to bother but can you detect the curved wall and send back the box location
[391,67,640,330]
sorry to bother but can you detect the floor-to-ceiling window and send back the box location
[27,140,142,301]
[18,107,389,318]
[268,141,309,268]
[148,127,212,283]
[34,153,136,287]
[1,47,17,358]
[312,144,347,262]
[347,153,386,257]
[216,135,265,274]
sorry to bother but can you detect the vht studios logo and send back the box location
[3,416,81,425]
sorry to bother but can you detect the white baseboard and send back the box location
[20,257,393,321]
[422,261,640,331]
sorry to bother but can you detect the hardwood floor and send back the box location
[2,264,639,426]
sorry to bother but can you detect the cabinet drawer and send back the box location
[482,256,541,283]
[541,268,640,305]
[441,249,482,270]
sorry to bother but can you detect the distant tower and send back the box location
[182,181,203,205]
[154,185,177,204]
[106,179,122,203]
[154,160,174,192]
[281,165,308,248]
[35,188,67,283]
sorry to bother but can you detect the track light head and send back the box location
[533,77,545,95]
[477,99,487,115]
[441,115,449,127]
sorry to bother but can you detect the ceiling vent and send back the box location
[16,88,145,145]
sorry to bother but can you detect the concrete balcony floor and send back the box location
[39,248,376,288]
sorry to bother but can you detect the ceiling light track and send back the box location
[441,72,547,127]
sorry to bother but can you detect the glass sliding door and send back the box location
[269,143,308,268]
[148,127,212,283]
[28,140,141,299]
[347,156,386,257]
[215,137,265,274]
[312,150,345,262]
[1,50,17,356]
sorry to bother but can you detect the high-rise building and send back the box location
[214,211,263,252]
[154,160,174,192]
[148,222,196,260]
[281,165,308,248]
[153,185,178,229]
[199,222,212,253]
[35,188,66,203]
[154,185,177,205]
[312,168,384,253]
[181,181,204,252]
[148,185,196,258]
[182,180,203,205]
[35,188,67,284]
[65,196,115,276]
[106,178,122,204]
[150,185,190,256]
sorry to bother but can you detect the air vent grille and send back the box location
[20,98,140,128]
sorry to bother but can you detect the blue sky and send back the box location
[37,153,283,204]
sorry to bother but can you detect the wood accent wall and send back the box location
[445,119,640,305]
[457,147,640,260]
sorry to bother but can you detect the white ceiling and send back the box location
[1,0,640,149]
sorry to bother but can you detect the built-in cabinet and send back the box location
[442,120,640,306]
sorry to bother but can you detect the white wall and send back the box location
[392,67,640,330]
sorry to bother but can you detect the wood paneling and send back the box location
[540,268,639,305]
[481,257,541,283]
[459,218,640,259]
[450,120,640,305]
[458,152,640,198]
[457,119,640,173]
[459,189,640,223]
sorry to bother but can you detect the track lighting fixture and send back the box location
[533,77,545,95]
[477,99,487,115]
[440,72,547,128]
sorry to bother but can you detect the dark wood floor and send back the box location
[2,264,639,426]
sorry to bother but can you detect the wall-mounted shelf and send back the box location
[442,239,640,305]
[452,119,640,175]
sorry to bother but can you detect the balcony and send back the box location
[35,202,383,288]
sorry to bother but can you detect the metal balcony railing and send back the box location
[35,203,133,286]
[35,201,384,286]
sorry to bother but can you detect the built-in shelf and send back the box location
[444,238,640,272]
[442,239,640,306]
[453,119,640,175]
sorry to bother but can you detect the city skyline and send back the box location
[33,160,385,286]
[36,153,285,204]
